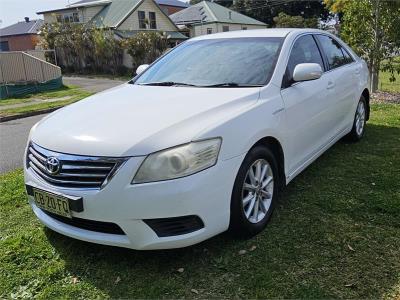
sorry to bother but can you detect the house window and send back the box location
[242,26,247,30]
[207,28,212,34]
[56,12,80,23]
[149,12,157,29]
[0,41,9,51]
[222,25,229,32]
[138,11,146,29]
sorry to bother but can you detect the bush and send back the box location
[123,31,168,70]
[40,22,123,75]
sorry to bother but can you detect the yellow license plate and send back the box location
[33,188,72,218]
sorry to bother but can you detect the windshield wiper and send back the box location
[203,82,263,88]
[138,81,198,87]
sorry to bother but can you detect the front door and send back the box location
[280,34,333,175]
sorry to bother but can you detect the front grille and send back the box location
[27,142,126,189]
[144,215,204,237]
[42,209,125,235]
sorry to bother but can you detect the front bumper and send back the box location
[24,153,244,250]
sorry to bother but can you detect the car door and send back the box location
[315,34,358,133]
[280,34,333,176]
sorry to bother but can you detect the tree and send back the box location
[324,0,400,92]
[231,0,329,27]
[273,12,318,28]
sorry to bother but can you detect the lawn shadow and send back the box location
[45,123,400,299]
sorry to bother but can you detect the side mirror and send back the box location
[293,63,323,82]
[136,64,149,75]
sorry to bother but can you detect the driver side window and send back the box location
[283,35,324,88]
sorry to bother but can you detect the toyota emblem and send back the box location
[45,157,61,175]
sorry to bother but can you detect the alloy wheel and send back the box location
[355,100,366,136]
[241,159,274,224]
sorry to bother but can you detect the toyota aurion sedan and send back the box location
[24,29,370,250]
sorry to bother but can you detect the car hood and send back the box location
[31,84,260,157]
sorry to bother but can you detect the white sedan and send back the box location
[24,29,370,250]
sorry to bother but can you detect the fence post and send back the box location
[22,52,28,81]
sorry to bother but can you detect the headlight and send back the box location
[133,138,222,184]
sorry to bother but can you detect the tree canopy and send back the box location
[324,0,400,91]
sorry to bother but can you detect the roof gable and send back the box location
[171,1,265,26]
[90,0,142,28]
[0,19,44,37]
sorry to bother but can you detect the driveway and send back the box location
[63,76,126,93]
[0,76,126,174]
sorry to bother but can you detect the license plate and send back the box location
[32,188,72,218]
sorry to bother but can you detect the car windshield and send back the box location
[134,37,284,87]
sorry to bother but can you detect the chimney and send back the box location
[228,11,232,19]
[24,17,30,22]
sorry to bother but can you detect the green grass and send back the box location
[379,57,400,93]
[0,86,92,117]
[1,104,399,299]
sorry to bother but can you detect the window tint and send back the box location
[284,35,324,86]
[342,48,354,64]
[316,35,347,69]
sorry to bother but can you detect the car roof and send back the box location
[190,28,327,41]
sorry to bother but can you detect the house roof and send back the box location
[156,0,189,8]
[90,0,143,28]
[0,19,44,37]
[170,1,265,26]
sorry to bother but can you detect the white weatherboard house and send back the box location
[37,0,188,67]
[170,1,267,37]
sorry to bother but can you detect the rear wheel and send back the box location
[346,96,367,142]
[229,146,279,237]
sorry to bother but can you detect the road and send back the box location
[0,114,45,173]
[63,76,126,93]
[0,76,125,174]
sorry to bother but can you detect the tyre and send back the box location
[229,145,279,237]
[345,96,367,142]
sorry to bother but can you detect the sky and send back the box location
[0,0,70,28]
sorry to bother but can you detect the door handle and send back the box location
[327,81,335,90]
[355,68,361,75]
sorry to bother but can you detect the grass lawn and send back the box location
[0,103,399,299]
[0,85,92,117]
[379,57,400,93]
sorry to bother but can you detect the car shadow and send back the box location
[45,123,400,298]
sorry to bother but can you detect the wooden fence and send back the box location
[0,51,61,84]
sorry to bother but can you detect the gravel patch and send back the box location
[371,91,400,104]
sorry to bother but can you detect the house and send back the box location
[157,0,190,16]
[170,1,266,37]
[37,0,188,67]
[0,18,44,51]
[36,0,188,43]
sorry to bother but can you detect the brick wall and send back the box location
[0,34,39,51]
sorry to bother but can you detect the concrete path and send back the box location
[63,76,126,93]
[0,96,72,111]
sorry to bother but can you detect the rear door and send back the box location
[314,34,358,133]
[280,34,332,175]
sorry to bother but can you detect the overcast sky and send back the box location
[0,0,70,28]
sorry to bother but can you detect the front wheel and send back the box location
[345,96,367,142]
[229,146,279,237]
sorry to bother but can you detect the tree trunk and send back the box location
[371,68,379,92]
[371,0,381,93]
